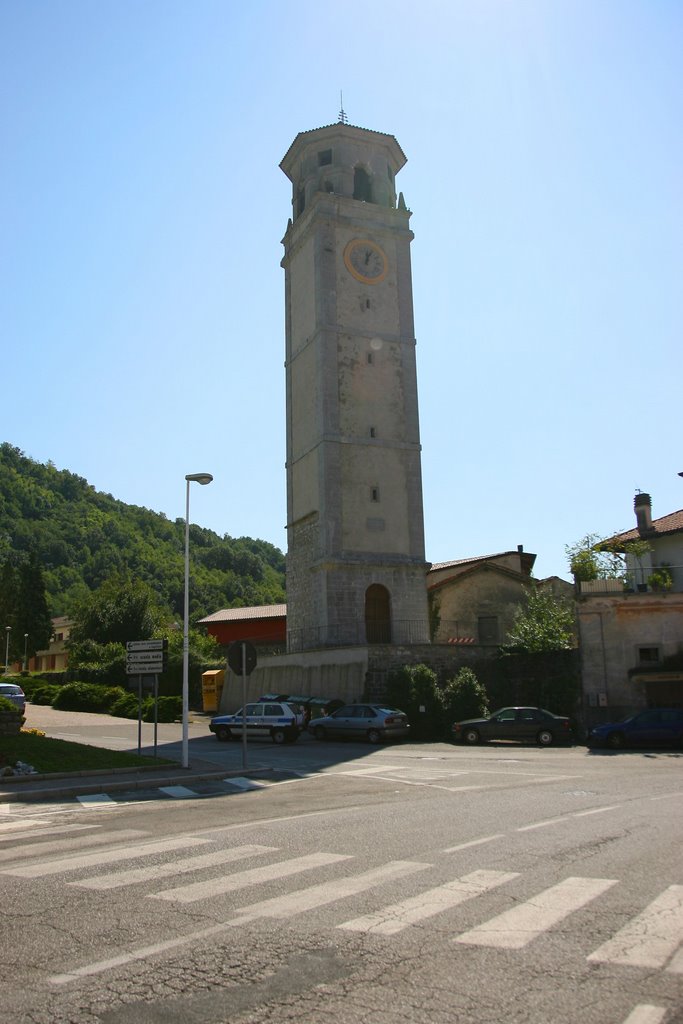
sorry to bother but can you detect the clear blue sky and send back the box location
[2,1,681,583]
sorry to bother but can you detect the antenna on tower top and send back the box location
[338,91,348,124]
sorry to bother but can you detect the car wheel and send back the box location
[314,725,326,741]
[367,728,382,744]
[537,729,554,746]
[271,728,286,745]
[216,726,232,742]
[607,731,624,750]
[463,728,480,745]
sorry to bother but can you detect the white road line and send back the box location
[1,835,212,877]
[0,823,101,848]
[621,1006,668,1024]
[573,806,620,817]
[0,828,144,864]
[517,816,571,831]
[442,834,505,854]
[50,922,231,986]
[231,859,431,924]
[454,876,617,949]
[158,786,198,799]
[71,844,277,890]
[587,885,683,969]
[149,851,351,903]
[338,869,519,935]
[337,765,405,776]
[77,794,116,807]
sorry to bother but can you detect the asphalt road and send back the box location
[2,708,682,1024]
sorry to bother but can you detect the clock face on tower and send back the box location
[343,238,388,284]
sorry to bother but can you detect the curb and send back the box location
[0,765,273,803]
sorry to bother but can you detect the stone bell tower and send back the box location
[280,121,430,653]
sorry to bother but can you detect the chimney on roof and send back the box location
[634,492,653,536]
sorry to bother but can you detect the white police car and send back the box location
[209,701,301,744]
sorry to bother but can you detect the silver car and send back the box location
[0,683,26,712]
[309,704,410,744]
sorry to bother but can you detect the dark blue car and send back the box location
[587,708,683,750]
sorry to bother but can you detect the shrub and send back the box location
[442,668,489,724]
[27,683,60,706]
[385,663,445,741]
[145,696,182,723]
[52,682,124,714]
[108,692,139,719]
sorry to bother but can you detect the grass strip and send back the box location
[1,731,175,774]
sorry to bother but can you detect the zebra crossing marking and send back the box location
[158,786,198,799]
[621,1006,668,1024]
[0,817,52,834]
[1,835,211,878]
[229,859,431,924]
[454,876,618,949]
[77,794,116,807]
[0,828,145,864]
[223,777,267,791]
[48,859,428,986]
[587,885,683,969]
[150,851,351,903]
[37,836,683,991]
[337,868,519,935]
[70,844,278,890]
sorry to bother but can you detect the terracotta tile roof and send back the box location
[429,551,535,573]
[198,604,287,625]
[606,509,683,545]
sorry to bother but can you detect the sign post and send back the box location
[227,641,257,770]
[126,641,167,758]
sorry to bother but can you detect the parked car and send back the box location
[0,682,26,712]
[309,704,410,744]
[209,701,301,744]
[258,693,344,726]
[587,708,683,750]
[452,706,573,747]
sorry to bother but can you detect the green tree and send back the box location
[441,667,489,721]
[15,551,53,657]
[69,575,163,646]
[503,587,575,654]
[565,533,652,584]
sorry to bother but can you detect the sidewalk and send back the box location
[0,708,272,802]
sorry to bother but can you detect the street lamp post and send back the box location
[23,633,29,672]
[182,472,213,769]
[4,626,11,675]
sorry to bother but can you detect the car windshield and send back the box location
[1,685,22,695]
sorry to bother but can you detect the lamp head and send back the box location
[185,473,213,486]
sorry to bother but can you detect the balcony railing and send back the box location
[287,618,431,653]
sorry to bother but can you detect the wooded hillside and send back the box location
[0,443,285,620]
